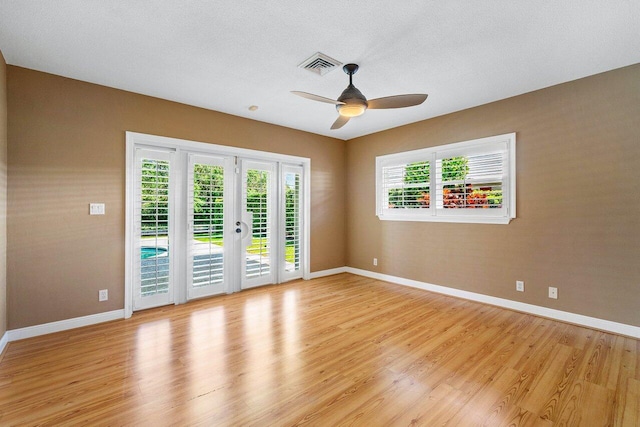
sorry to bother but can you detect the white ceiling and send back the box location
[1,1,639,140]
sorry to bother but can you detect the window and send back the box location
[376,133,516,224]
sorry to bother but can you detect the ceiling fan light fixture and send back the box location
[292,63,428,129]
[338,103,367,117]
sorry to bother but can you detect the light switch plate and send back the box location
[90,203,105,215]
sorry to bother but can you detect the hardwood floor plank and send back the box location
[333,372,432,426]
[496,405,553,427]
[446,365,523,426]
[579,331,615,386]
[480,367,529,426]
[0,273,637,425]
[537,345,584,422]
[620,378,640,427]
[388,382,465,426]
[612,338,640,426]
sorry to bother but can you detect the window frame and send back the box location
[376,133,516,224]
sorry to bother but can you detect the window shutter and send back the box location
[134,148,174,309]
[282,165,303,279]
[382,161,431,211]
[435,146,507,216]
[189,155,226,290]
[376,133,515,224]
[242,162,275,282]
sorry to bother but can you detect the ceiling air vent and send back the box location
[298,52,342,76]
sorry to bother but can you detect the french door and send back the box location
[127,133,308,314]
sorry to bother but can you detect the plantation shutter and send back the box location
[187,154,231,299]
[434,141,508,218]
[241,159,277,289]
[282,165,303,281]
[376,133,515,224]
[133,148,174,310]
[381,161,431,211]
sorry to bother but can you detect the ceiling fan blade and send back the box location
[330,115,350,130]
[291,91,345,105]
[367,94,428,110]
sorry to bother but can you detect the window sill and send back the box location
[377,214,514,225]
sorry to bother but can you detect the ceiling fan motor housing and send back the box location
[336,84,368,117]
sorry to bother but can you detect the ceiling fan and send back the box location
[292,63,427,130]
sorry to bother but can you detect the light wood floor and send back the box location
[1,273,638,426]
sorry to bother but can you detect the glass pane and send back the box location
[192,164,225,287]
[139,159,170,297]
[437,153,503,209]
[383,161,430,209]
[441,157,469,182]
[441,182,503,209]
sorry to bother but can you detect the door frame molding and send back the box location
[125,131,311,319]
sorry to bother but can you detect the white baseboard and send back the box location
[309,267,348,279]
[345,267,640,339]
[6,309,125,343]
[0,331,8,356]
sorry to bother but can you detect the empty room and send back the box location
[0,2,639,425]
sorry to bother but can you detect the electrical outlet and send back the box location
[373,258,378,266]
[99,289,108,302]
[548,287,558,299]
[516,280,525,292]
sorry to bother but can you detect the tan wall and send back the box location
[7,66,346,329]
[346,64,640,327]
[0,50,7,338]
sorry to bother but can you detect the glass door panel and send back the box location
[241,160,276,289]
[134,149,174,310]
[187,154,233,299]
[282,165,303,281]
